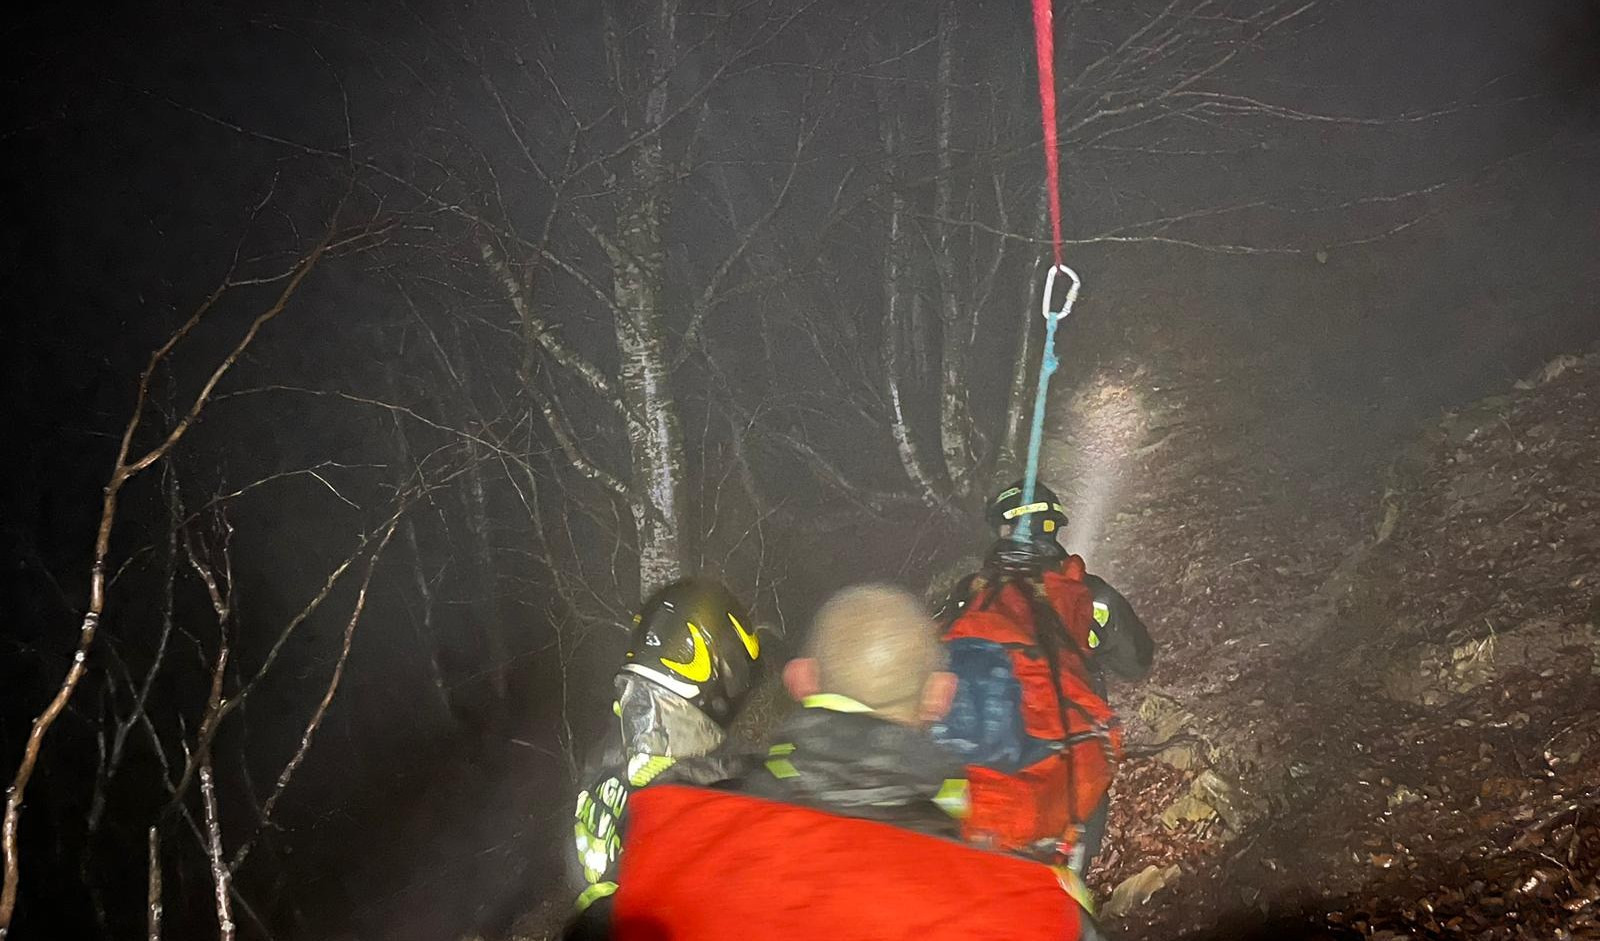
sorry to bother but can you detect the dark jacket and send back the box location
[716,694,967,838]
[1081,573,1155,689]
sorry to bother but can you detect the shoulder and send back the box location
[935,571,982,623]
[654,749,762,789]
[1080,572,1134,609]
[578,725,625,781]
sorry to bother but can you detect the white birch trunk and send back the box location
[934,0,975,497]
[880,95,945,507]
[609,0,686,597]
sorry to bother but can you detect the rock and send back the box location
[1387,620,1600,709]
[1190,769,1263,831]
[1513,353,1584,389]
[1153,741,1203,771]
[1138,693,1194,741]
[1381,652,1430,704]
[1160,794,1218,829]
[1104,864,1182,918]
[1441,395,1513,446]
[1387,785,1424,810]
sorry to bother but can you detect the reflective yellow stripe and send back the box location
[627,753,676,787]
[801,693,874,713]
[659,622,713,682]
[1002,501,1067,520]
[768,742,795,756]
[934,778,970,819]
[765,757,799,779]
[575,881,618,913]
[1090,601,1109,648]
[729,612,761,659]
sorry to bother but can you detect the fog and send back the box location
[3,1,1598,938]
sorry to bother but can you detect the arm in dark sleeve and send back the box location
[1082,574,1154,682]
[564,894,614,941]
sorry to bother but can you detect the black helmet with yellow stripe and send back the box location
[987,479,1068,539]
[620,578,764,725]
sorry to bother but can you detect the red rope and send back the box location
[1031,0,1064,266]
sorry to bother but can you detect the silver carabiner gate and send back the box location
[1041,263,1082,322]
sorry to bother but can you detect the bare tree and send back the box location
[393,0,839,610]
[711,0,1513,537]
[0,207,374,939]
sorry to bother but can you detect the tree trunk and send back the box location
[880,90,945,507]
[146,827,162,941]
[1000,185,1053,475]
[999,260,1041,477]
[608,0,686,598]
[934,0,975,497]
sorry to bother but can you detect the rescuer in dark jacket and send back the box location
[567,579,766,919]
[584,584,1102,941]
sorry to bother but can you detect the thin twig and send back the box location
[0,212,349,940]
[147,826,162,941]
[231,518,400,873]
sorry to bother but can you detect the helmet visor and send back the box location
[615,674,724,759]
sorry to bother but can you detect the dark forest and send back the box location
[4,1,1599,939]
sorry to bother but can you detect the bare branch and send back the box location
[526,382,637,509]
[478,237,634,422]
[0,207,354,940]
[231,518,400,873]
[198,754,234,941]
[147,827,162,941]
[164,499,414,807]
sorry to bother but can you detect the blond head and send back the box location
[805,583,943,721]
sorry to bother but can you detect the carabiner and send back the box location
[1041,263,1081,322]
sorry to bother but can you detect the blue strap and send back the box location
[1014,264,1081,542]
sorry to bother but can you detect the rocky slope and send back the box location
[1075,348,1600,939]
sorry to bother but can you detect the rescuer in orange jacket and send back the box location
[588,584,1102,941]
[934,480,1153,881]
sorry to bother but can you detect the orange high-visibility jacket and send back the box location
[613,783,1092,941]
